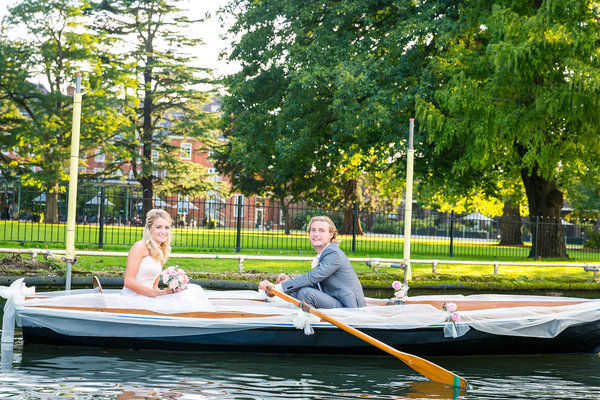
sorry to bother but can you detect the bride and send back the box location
[120,208,213,312]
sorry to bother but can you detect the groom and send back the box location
[259,216,366,309]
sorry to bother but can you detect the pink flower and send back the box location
[177,268,185,276]
[445,302,458,312]
[392,281,402,290]
[451,312,460,322]
[169,280,179,290]
[394,290,405,299]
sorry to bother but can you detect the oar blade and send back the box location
[394,351,468,389]
[267,288,469,389]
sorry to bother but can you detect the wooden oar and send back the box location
[267,287,468,389]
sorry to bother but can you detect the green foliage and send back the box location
[88,0,221,208]
[415,0,600,257]
[371,215,402,235]
[204,219,218,229]
[218,0,413,214]
[0,0,129,221]
[583,231,600,250]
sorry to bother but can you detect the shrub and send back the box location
[583,230,600,249]
[371,215,402,234]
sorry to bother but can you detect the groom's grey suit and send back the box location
[280,243,366,308]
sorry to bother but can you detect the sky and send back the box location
[0,0,239,77]
[186,0,240,77]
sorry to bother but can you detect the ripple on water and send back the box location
[0,336,599,399]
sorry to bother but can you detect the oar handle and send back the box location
[266,287,468,390]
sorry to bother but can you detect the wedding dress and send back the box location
[120,256,214,313]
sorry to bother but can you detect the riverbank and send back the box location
[1,252,599,293]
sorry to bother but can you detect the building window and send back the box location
[152,150,159,160]
[95,149,105,163]
[207,167,221,182]
[233,194,244,218]
[180,143,192,160]
[94,167,104,174]
[78,167,87,173]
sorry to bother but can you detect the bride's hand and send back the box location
[157,288,175,296]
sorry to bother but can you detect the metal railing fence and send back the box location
[1,183,599,260]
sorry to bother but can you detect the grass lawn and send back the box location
[2,220,600,261]
[2,246,598,293]
[1,221,599,292]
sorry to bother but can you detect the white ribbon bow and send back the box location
[291,309,320,335]
[0,278,35,343]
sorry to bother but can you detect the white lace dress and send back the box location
[120,256,214,313]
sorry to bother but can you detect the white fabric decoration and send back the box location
[0,278,35,343]
[291,308,320,335]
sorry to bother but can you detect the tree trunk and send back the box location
[520,164,567,258]
[140,175,153,219]
[340,207,365,235]
[139,35,155,221]
[339,179,364,235]
[279,197,291,235]
[45,183,60,223]
[498,201,523,246]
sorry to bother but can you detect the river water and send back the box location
[2,291,600,399]
[1,332,599,399]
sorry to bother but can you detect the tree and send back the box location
[219,0,416,232]
[220,0,600,258]
[91,0,221,216]
[0,0,129,223]
[416,0,600,258]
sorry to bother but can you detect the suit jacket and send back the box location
[281,242,366,308]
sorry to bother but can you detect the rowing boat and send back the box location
[2,279,600,356]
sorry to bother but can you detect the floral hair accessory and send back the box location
[160,266,189,292]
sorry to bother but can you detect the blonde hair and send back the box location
[306,216,339,243]
[142,209,172,265]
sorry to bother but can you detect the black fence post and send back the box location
[98,187,105,249]
[235,196,243,252]
[449,211,454,257]
[351,202,357,253]
[533,216,539,259]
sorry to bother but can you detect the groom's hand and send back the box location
[276,273,290,283]
[258,280,276,297]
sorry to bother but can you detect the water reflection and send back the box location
[6,342,468,399]
[0,340,595,399]
[2,298,600,399]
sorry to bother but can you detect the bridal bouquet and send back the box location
[160,266,189,292]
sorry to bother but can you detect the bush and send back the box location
[291,210,344,231]
[371,215,402,234]
[583,230,600,249]
[291,211,314,230]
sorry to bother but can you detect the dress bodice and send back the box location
[135,256,162,289]
[119,256,213,312]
